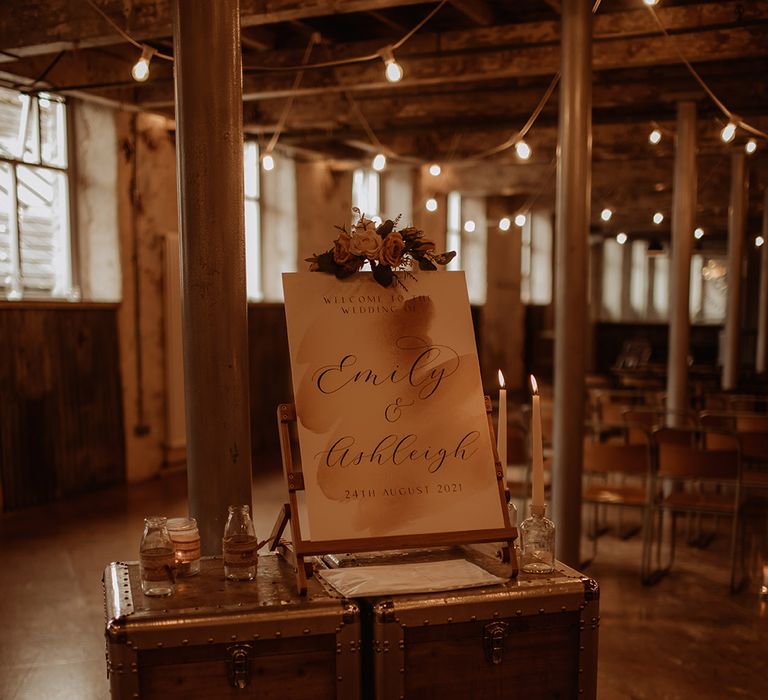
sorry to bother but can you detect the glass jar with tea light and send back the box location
[166,517,201,577]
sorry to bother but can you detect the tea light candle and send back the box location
[530,374,545,508]
[497,370,507,467]
[166,517,201,577]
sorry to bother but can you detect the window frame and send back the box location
[0,89,76,301]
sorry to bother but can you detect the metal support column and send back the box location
[552,0,592,567]
[757,189,768,374]
[666,101,697,425]
[722,151,749,391]
[172,0,253,553]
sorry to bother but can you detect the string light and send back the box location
[720,122,737,143]
[131,45,155,82]
[694,227,704,239]
[515,140,532,160]
[653,212,664,225]
[262,153,275,171]
[499,217,511,231]
[757,236,765,248]
[372,153,387,171]
[428,163,442,176]
[515,213,527,228]
[425,197,438,212]
[616,232,628,245]
[745,139,757,154]
[463,220,476,233]
[649,128,662,144]
[600,208,613,222]
[381,47,404,83]
[643,0,659,5]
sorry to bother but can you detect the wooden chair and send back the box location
[581,430,655,580]
[646,427,745,592]
[700,411,768,489]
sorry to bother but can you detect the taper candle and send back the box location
[497,370,507,467]
[530,374,545,508]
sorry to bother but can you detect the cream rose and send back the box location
[379,231,405,267]
[333,231,353,264]
[350,228,382,259]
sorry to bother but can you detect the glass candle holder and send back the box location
[223,505,258,581]
[520,504,555,574]
[167,517,201,577]
[139,516,175,597]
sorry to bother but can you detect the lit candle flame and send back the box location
[498,369,506,389]
[530,374,539,395]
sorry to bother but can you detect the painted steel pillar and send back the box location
[552,0,592,567]
[722,151,749,391]
[172,0,253,554]
[666,102,697,425]
[757,189,768,374]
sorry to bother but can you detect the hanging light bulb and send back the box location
[643,0,659,6]
[381,47,403,83]
[653,212,664,225]
[425,197,438,212]
[649,128,662,145]
[463,220,476,233]
[131,45,155,82]
[514,213,527,228]
[600,208,613,222]
[428,163,441,176]
[616,232,627,245]
[372,153,386,171]
[694,227,704,240]
[262,153,275,171]
[745,139,757,155]
[720,122,737,143]
[499,217,511,232]
[515,140,532,160]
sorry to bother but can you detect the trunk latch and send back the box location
[483,621,510,665]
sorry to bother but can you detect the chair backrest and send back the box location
[582,434,651,477]
[653,427,740,481]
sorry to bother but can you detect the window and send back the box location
[352,168,380,223]
[243,141,262,301]
[0,88,72,299]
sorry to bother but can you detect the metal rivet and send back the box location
[470,615,477,621]
[493,611,499,617]
[156,642,163,647]
[561,606,567,612]
[539,608,545,614]
[447,617,453,623]
[516,610,523,616]
[337,676,343,682]
[231,635,237,641]
[423,619,429,626]
[182,639,189,645]
[253,633,260,639]
[303,628,310,635]
[275,631,281,638]
[400,668,405,673]
[208,638,214,644]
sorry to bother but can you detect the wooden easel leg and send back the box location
[269,503,291,551]
[502,540,519,577]
[295,554,308,596]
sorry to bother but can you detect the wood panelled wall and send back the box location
[0,305,125,511]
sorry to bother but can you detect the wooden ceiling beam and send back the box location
[449,0,495,27]
[3,0,766,62]
[0,0,430,60]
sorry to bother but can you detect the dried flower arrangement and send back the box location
[305,208,456,289]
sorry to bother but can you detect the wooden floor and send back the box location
[0,466,766,699]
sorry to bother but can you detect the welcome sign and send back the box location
[282,271,504,541]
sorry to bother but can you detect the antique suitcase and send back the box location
[103,553,360,699]
[321,550,598,699]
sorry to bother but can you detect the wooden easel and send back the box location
[269,397,518,595]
